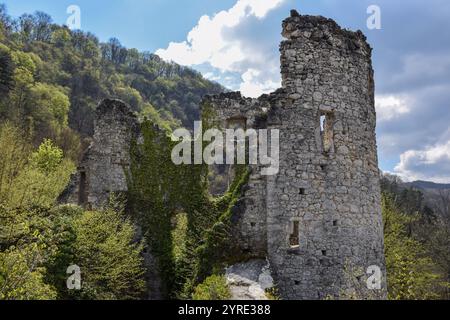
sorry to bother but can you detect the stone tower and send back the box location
[59,99,139,208]
[205,11,386,299]
[61,11,387,300]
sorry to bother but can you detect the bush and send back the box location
[192,275,231,300]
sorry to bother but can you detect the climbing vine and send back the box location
[127,102,250,299]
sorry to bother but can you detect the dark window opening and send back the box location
[299,188,305,195]
[319,111,334,154]
[320,164,327,171]
[226,116,249,166]
[226,116,247,130]
[250,222,256,227]
[294,280,300,285]
[333,220,338,227]
[78,171,88,207]
[289,221,300,248]
[322,250,327,256]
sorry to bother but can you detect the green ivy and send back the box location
[127,103,250,299]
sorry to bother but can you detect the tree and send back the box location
[0,245,57,300]
[51,28,71,47]
[71,206,146,300]
[192,275,231,300]
[0,125,74,209]
[383,193,448,299]
[30,139,63,173]
[33,11,53,42]
[0,123,32,205]
[0,45,14,99]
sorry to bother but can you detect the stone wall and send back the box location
[206,11,386,300]
[59,99,163,299]
[204,93,271,258]
[61,11,387,301]
[60,99,139,208]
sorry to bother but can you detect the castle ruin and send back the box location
[61,11,387,300]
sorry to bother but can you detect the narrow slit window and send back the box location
[289,221,300,248]
[320,115,326,133]
[319,111,334,154]
[78,171,88,206]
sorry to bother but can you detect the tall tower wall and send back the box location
[265,12,386,299]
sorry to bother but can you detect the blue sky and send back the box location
[2,0,450,182]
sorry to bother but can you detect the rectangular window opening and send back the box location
[78,171,88,207]
[289,221,300,248]
[319,111,334,154]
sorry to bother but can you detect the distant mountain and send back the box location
[405,181,450,190]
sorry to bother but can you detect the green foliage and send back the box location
[30,139,63,173]
[128,120,198,297]
[192,275,231,300]
[0,44,14,97]
[70,205,146,300]
[191,166,250,287]
[0,4,228,301]
[0,124,74,209]
[0,245,57,300]
[0,123,79,300]
[0,204,79,300]
[383,193,448,299]
[0,6,223,141]
[265,287,281,300]
[128,112,249,299]
[29,83,71,130]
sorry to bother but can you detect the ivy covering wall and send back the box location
[127,104,249,299]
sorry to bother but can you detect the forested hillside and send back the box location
[381,175,450,299]
[0,3,223,159]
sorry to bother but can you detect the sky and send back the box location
[2,0,450,183]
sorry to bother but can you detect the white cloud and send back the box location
[375,95,410,121]
[394,139,450,183]
[155,0,285,97]
[239,69,281,97]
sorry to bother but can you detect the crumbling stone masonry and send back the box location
[59,99,163,300]
[61,11,387,300]
[205,11,387,299]
[59,99,139,208]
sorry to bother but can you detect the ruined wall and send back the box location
[61,11,387,301]
[86,99,139,207]
[204,93,270,258]
[60,99,139,208]
[205,11,386,300]
[60,99,163,300]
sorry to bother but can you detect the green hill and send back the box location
[0,4,224,158]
